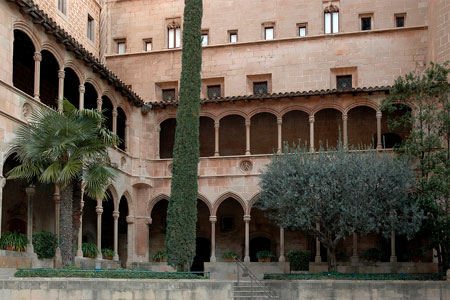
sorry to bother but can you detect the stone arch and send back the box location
[199,116,215,157]
[197,193,212,216]
[246,192,260,215]
[280,105,312,117]
[311,103,344,116]
[39,50,60,108]
[347,105,378,148]
[313,107,343,149]
[63,61,85,83]
[344,99,379,114]
[102,90,119,108]
[217,110,248,121]
[199,112,218,122]
[212,191,246,216]
[250,112,278,154]
[159,118,176,159]
[13,29,36,97]
[117,107,127,151]
[157,114,177,125]
[64,67,81,108]
[117,104,131,120]
[248,107,280,119]
[84,78,102,99]
[107,185,120,210]
[147,193,170,216]
[219,114,246,156]
[40,43,64,69]
[120,190,134,216]
[13,22,41,51]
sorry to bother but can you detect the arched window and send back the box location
[40,50,59,108]
[117,107,127,151]
[102,96,114,132]
[159,118,176,159]
[13,30,35,96]
[63,68,80,108]
[324,5,339,34]
[84,82,98,110]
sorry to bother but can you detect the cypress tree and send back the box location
[166,0,203,271]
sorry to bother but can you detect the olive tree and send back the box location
[257,146,423,271]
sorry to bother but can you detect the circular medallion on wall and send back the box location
[239,160,253,173]
[22,103,33,121]
[168,163,173,174]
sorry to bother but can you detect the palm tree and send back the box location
[7,100,119,266]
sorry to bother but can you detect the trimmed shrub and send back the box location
[256,250,275,259]
[101,248,115,260]
[223,252,238,260]
[287,250,310,271]
[82,243,99,258]
[32,232,57,259]
[264,272,445,281]
[0,232,27,252]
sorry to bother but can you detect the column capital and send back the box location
[309,115,315,123]
[243,215,251,222]
[112,108,118,116]
[145,216,152,225]
[96,206,103,215]
[97,98,102,108]
[0,176,6,188]
[33,52,42,62]
[376,111,382,119]
[79,85,85,94]
[342,113,348,121]
[112,210,120,219]
[25,185,36,196]
[209,215,217,223]
[58,69,65,79]
[126,215,135,224]
[245,119,251,127]
[214,121,220,128]
[277,117,282,125]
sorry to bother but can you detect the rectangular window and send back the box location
[332,12,339,33]
[395,14,405,28]
[162,89,176,101]
[87,15,95,41]
[58,0,66,14]
[325,12,339,33]
[207,85,221,98]
[253,81,268,94]
[336,75,352,90]
[201,33,208,46]
[168,27,181,49]
[264,27,274,40]
[117,41,126,54]
[298,23,307,37]
[229,31,238,43]
[145,42,152,52]
[361,17,372,31]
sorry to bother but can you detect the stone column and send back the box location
[390,230,397,262]
[96,198,103,259]
[277,117,282,154]
[125,121,130,152]
[244,215,251,262]
[376,111,383,150]
[76,194,84,258]
[113,210,119,261]
[309,115,315,152]
[25,185,36,255]
[33,52,42,101]
[0,176,7,237]
[342,113,348,149]
[214,121,220,156]
[279,227,285,262]
[210,216,217,262]
[126,215,135,266]
[351,232,359,264]
[245,119,251,155]
[79,84,85,110]
[97,97,103,112]
[53,185,62,261]
[156,125,161,159]
[315,223,321,263]
[57,70,65,113]
[112,108,118,134]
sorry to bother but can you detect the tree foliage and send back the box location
[382,61,450,273]
[166,0,203,271]
[257,146,422,271]
[7,100,118,266]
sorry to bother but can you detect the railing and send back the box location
[234,258,278,299]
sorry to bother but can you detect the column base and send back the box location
[279,255,285,262]
[245,151,250,156]
[350,255,359,265]
[214,152,219,156]
[76,249,83,258]
[390,256,397,263]
[210,256,216,262]
[26,243,34,255]
[113,254,119,261]
[54,247,62,268]
[314,255,322,263]
[244,256,250,262]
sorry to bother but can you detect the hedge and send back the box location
[264,272,445,281]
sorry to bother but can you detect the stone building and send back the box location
[0,0,448,272]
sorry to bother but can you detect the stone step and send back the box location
[0,268,16,279]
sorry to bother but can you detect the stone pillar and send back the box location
[351,232,359,264]
[97,97,103,112]
[125,121,130,152]
[245,120,251,155]
[279,227,285,262]
[309,115,315,152]
[210,216,217,262]
[214,121,220,156]
[57,70,65,113]
[79,84,85,110]
[244,215,251,262]
[25,185,36,255]
[126,215,135,266]
[0,176,7,237]
[277,117,282,154]
[53,185,62,262]
[315,223,321,263]
[112,108,118,134]
[76,194,84,258]
[96,198,103,259]
[390,230,397,262]
[33,52,42,101]
[113,210,119,261]
[376,111,383,150]
[342,113,348,149]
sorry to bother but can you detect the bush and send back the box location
[101,248,115,260]
[362,248,385,262]
[256,250,275,259]
[0,232,27,252]
[152,250,166,262]
[223,251,238,260]
[32,232,57,259]
[82,243,99,258]
[264,272,445,281]
[287,250,310,271]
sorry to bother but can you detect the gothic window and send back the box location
[168,22,181,49]
[324,5,339,34]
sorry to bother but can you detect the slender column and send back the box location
[33,52,42,101]
[113,211,120,261]
[277,118,282,154]
[156,125,161,159]
[112,108,118,133]
[279,227,285,262]
[126,215,135,266]
[376,111,383,150]
[79,84,85,110]
[243,215,251,262]
[53,185,62,260]
[351,232,359,264]
[342,113,348,149]
[315,223,321,263]
[57,70,65,113]
[214,121,220,156]
[76,193,84,258]
[96,198,103,259]
[97,97,103,112]
[390,230,397,262]
[125,121,130,152]
[245,120,251,155]
[309,115,315,152]
[209,216,217,262]
[25,185,36,254]
[0,176,7,237]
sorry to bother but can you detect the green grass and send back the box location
[14,268,207,279]
[264,272,445,281]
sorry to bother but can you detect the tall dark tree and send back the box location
[166,0,203,271]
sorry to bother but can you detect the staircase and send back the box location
[233,259,278,299]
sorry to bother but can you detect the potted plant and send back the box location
[101,248,115,260]
[82,242,99,259]
[152,250,167,262]
[287,250,310,271]
[256,250,274,262]
[0,232,27,252]
[362,248,384,262]
[222,251,238,262]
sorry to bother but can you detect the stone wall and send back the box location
[428,0,450,63]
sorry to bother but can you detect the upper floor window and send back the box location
[115,39,126,54]
[87,15,95,41]
[361,17,372,31]
[253,81,268,95]
[162,89,176,101]
[336,75,352,90]
[229,30,238,43]
[324,5,339,34]
[58,0,66,14]
[264,26,274,40]
[168,22,181,49]
[298,23,307,37]
[201,30,209,46]
[143,39,152,52]
[207,85,221,98]
[395,14,406,28]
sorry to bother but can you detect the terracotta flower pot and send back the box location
[258,258,271,262]
[223,258,235,262]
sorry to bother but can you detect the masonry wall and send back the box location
[428,0,450,63]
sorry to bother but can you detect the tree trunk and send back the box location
[72,181,82,252]
[60,183,74,267]
[327,247,337,272]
